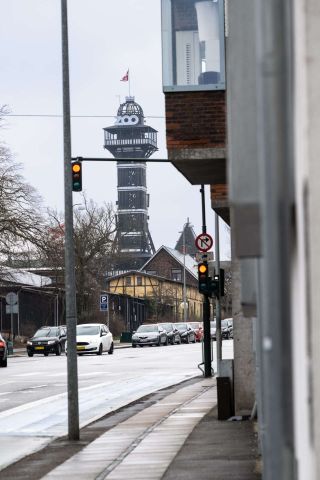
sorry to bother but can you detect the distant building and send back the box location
[106,245,204,324]
[103,96,157,271]
[175,220,198,259]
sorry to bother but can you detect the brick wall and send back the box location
[165,91,226,149]
[210,183,228,203]
[144,249,198,288]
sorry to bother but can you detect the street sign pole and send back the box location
[200,184,212,377]
[61,0,79,441]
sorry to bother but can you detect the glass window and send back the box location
[172,268,182,281]
[161,0,225,91]
[125,276,132,286]
[137,276,143,286]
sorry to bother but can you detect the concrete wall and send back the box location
[303,0,320,477]
[231,245,255,415]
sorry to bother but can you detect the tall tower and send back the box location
[103,97,157,271]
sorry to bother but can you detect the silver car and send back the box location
[132,324,168,347]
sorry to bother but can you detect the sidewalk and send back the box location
[2,376,261,480]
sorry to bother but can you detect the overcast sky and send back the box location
[0,0,230,259]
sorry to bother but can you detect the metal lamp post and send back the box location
[182,224,187,322]
[61,0,79,441]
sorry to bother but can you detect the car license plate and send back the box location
[77,346,85,350]
[35,346,44,350]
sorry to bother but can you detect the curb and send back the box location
[9,343,132,358]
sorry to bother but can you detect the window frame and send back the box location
[161,0,226,92]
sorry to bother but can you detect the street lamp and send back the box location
[179,220,189,322]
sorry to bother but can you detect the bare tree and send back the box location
[0,106,45,261]
[38,194,116,321]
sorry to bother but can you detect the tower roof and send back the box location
[117,96,144,119]
[175,221,198,258]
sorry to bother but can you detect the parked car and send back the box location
[189,322,204,342]
[210,320,216,340]
[0,333,8,367]
[66,323,113,355]
[158,323,181,345]
[172,323,196,344]
[27,326,67,357]
[132,324,168,347]
[222,318,233,339]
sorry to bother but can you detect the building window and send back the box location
[161,0,225,92]
[136,276,143,286]
[125,277,132,286]
[171,268,182,282]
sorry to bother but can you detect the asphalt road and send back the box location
[0,341,233,471]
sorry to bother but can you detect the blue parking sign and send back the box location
[100,294,108,311]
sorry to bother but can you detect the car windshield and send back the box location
[221,320,229,327]
[77,325,100,335]
[159,324,172,331]
[174,323,187,331]
[34,328,59,338]
[189,323,199,329]
[137,325,158,333]
[210,321,216,328]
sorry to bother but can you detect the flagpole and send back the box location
[128,69,131,96]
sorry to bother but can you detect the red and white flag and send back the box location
[120,70,129,82]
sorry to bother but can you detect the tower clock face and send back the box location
[115,114,139,125]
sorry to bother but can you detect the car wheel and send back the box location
[108,342,114,355]
[0,358,7,367]
[186,335,190,344]
[97,343,103,355]
[55,344,62,356]
[27,352,33,357]
[44,352,49,357]
[193,335,196,343]
[156,338,161,346]
[165,337,169,346]
[132,344,137,348]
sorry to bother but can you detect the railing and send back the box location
[104,138,157,147]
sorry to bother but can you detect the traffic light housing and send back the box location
[71,161,82,192]
[198,263,225,298]
[198,262,210,295]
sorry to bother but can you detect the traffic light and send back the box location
[211,274,220,298]
[198,261,210,294]
[71,161,82,192]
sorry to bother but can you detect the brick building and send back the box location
[161,0,255,418]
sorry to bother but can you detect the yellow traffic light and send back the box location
[199,264,208,274]
[71,161,82,192]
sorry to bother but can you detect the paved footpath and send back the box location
[40,378,216,479]
[1,359,260,479]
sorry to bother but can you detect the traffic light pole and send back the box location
[200,185,212,377]
[203,294,212,377]
[215,212,222,376]
[61,0,79,441]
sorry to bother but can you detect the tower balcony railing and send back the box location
[104,138,157,147]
